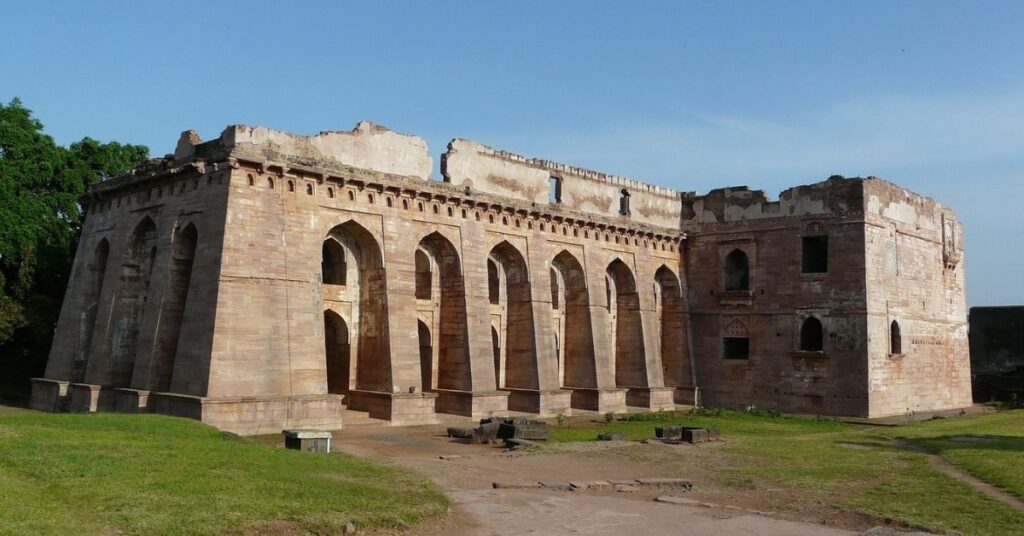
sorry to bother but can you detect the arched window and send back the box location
[415,249,432,300]
[890,320,902,354]
[619,189,631,215]
[287,180,294,192]
[267,177,275,189]
[724,249,750,291]
[306,183,313,195]
[800,317,824,352]
[321,239,347,285]
[487,259,500,305]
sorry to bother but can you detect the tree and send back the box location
[0,98,148,400]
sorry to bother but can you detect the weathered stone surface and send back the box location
[655,495,701,505]
[33,123,970,435]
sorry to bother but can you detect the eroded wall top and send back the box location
[680,176,867,226]
[442,138,683,229]
[176,122,433,180]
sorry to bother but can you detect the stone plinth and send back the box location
[149,393,344,435]
[505,388,573,416]
[346,390,439,424]
[568,388,628,413]
[29,378,68,412]
[114,388,150,413]
[68,383,115,413]
[673,385,700,406]
[625,387,676,411]
[435,389,510,418]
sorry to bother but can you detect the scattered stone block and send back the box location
[568,480,590,491]
[492,480,542,489]
[655,495,701,505]
[637,477,693,490]
[596,431,625,441]
[588,480,611,488]
[472,421,500,444]
[503,437,542,450]
[655,426,684,440]
[282,429,332,453]
[682,428,709,443]
[609,479,639,486]
[539,480,572,490]
[614,484,641,492]
[447,427,473,439]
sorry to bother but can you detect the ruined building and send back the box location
[31,123,972,433]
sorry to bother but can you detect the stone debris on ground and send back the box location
[596,431,625,441]
[655,425,720,443]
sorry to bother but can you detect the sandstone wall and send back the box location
[681,178,871,416]
[442,139,683,229]
[862,179,971,417]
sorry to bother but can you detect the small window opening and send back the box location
[306,183,313,195]
[619,189,631,215]
[549,176,562,204]
[800,317,824,352]
[724,249,750,291]
[802,236,829,273]
[723,337,750,360]
[267,177,275,189]
[890,320,902,354]
[328,187,335,198]
[348,190,355,201]
[287,180,295,192]
[247,174,254,186]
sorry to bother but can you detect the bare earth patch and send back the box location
[327,423,928,536]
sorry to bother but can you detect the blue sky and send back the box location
[2,1,1022,306]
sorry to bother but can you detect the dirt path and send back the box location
[330,425,915,536]
[892,440,1024,513]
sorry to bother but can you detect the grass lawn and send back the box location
[0,412,447,536]
[551,409,1024,536]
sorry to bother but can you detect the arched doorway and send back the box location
[324,310,351,394]
[151,223,198,392]
[417,232,471,391]
[320,221,389,392]
[551,251,596,394]
[607,259,646,389]
[417,320,433,391]
[110,216,158,387]
[489,241,537,390]
[655,266,685,387]
[73,238,110,383]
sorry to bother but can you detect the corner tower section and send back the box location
[862,179,971,417]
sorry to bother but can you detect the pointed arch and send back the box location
[606,258,646,388]
[489,241,538,390]
[109,216,159,387]
[151,222,198,392]
[418,232,471,391]
[322,220,390,392]
[890,320,902,355]
[550,250,596,395]
[655,265,686,387]
[72,238,110,382]
[800,316,824,352]
[724,249,750,291]
[324,310,351,394]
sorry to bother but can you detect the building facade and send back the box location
[31,123,972,433]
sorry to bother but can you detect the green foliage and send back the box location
[0,98,148,399]
[0,413,446,535]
